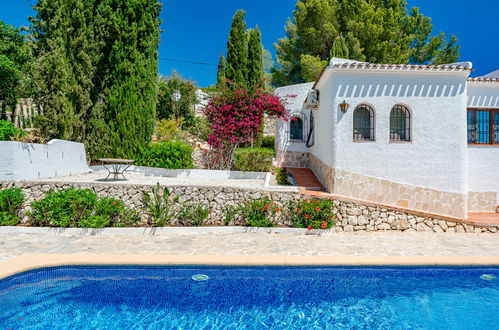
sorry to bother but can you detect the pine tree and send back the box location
[216,53,226,87]
[225,10,248,87]
[272,0,460,85]
[246,27,264,89]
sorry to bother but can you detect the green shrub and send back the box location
[186,117,210,141]
[261,136,275,149]
[288,199,336,229]
[0,120,26,141]
[178,204,210,226]
[275,168,291,185]
[136,141,193,169]
[27,188,139,228]
[233,148,274,172]
[78,215,111,228]
[239,197,281,227]
[0,188,25,225]
[28,188,96,227]
[155,117,184,141]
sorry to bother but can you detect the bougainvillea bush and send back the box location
[288,199,336,229]
[204,88,287,169]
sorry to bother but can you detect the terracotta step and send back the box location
[287,168,325,191]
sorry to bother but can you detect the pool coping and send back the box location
[1,254,498,280]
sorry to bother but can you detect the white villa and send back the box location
[275,58,499,219]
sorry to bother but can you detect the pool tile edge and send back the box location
[1,254,499,280]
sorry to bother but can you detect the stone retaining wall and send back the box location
[332,198,497,234]
[0,181,300,225]
[0,181,497,233]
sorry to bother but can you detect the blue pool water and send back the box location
[0,266,498,329]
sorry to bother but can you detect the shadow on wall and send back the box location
[335,82,466,99]
[468,93,499,108]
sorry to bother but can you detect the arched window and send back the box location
[353,105,375,141]
[390,105,411,141]
[290,116,304,141]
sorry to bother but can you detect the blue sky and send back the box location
[2,0,498,87]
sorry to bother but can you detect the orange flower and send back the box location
[315,207,320,211]
[112,201,117,205]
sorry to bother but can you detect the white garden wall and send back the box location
[0,139,89,181]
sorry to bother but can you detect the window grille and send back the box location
[290,116,304,141]
[467,109,498,144]
[353,105,375,141]
[390,105,411,141]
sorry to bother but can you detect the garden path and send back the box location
[0,231,497,263]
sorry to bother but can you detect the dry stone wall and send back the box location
[1,181,497,233]
[332,199,497,234]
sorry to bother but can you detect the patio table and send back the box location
[98,158,134,181]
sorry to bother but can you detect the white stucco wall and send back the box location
[275,83,314,154]
[467,81,499,202]
[468,146,499,203]
[0,139,89,181]
[309,71,335,167]
[329,70,469,194]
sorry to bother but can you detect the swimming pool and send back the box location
[0,266,497,328]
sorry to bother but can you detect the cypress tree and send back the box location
[330,35,349,59]
[216,53,226,87]
[31,0,94,140]
[30,0,161,159]
[95,0,161,158]
[246,27,264,89]
[225,10,248,87]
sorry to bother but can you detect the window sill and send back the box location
[468,143,499,146]
[352,140,376,142]
[389,140,412,143]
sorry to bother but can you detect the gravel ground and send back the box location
[35,172,266,189]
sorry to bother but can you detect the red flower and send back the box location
[315,207,320,211]
[277,115,281,119]
[112,201,117,205]
[291,117,299,121]
[295,208,300,213]
[305,214,311,220]
[321,222,327,229]
[261,208,265,211]
[265,204,270,208]
[307,226,312,231]
[276,208,281,212]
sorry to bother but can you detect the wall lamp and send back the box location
[339,100,349,113]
